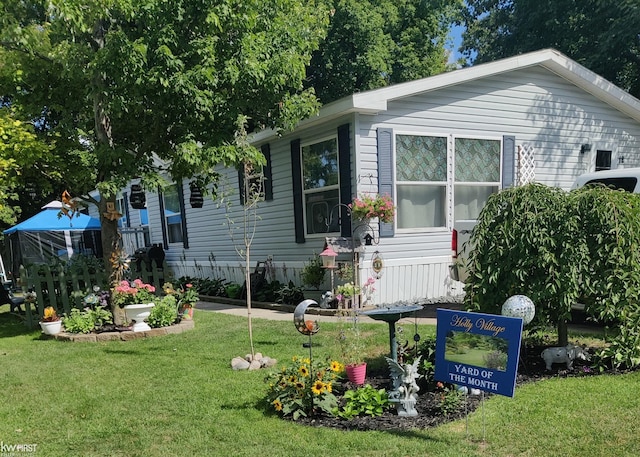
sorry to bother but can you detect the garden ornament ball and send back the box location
[501,295,535,325]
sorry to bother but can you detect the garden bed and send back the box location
[49,319,195,342]
[293,342,631,432]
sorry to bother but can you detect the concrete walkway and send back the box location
[195,299,606,335]
[196,299,444,326]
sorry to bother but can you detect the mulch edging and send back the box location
[50,319,195,342]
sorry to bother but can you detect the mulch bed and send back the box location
[294,343,630,432]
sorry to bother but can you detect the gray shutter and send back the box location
[377,128,394,237]
[291,139,305,243]
[502,136,516,188]
[338,124,352,238]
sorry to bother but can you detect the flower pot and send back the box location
[123,303,155,332]
[179,304,194,320]
[40,320,62,335]
[345,362,367,385]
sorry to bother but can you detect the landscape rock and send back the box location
[231,357,251,370]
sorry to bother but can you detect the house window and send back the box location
[163,184,183,243]
[239,143,274,204]
[595,150,612,171]
[454,138,501,220]
[116,195,128,227]
[302,137,340,235]
[395,134,501,229]
[396,135,448,229]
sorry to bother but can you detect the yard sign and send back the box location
[434,309,523,397]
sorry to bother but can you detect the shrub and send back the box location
[301,254,326,290]
[334,384,390,419]
[63,308,95,334]
[62,306,114,334]
[225,283,243,299]
[275,281,304,305]
[148,295,178,328]
[467,183,640,369]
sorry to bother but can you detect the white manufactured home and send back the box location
[105,48,640,305]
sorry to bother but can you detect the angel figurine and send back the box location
[386,356,422,417]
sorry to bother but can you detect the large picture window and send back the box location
[395,134,501,229]
[163,184,183,243]
[302,137,340,235]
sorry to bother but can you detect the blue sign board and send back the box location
[434,309,523,398]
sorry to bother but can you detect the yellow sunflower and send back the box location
[272,399,283,412]
[311,380,325,395]
[295,381,305,390]
[298,365,309,377]
[330,360,344,372]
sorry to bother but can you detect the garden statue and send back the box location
[541,344,590,371]
[319,291,337,309]
[386,356,422,417]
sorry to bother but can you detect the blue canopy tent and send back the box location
[3,201,102,276]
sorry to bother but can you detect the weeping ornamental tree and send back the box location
[465,183,640,369]
[0,0,328,274]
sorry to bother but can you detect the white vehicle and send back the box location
[571,167,640,193]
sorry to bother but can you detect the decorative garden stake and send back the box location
[294,299,320,417]
[386,356,422,417]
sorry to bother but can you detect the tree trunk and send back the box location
[557,319,569,347]
[246,244,255,359]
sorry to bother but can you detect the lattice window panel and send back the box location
[517,144,536,185]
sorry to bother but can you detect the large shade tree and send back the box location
[460,0,640,98]
[0,0,328,271]
[306,0,463,104]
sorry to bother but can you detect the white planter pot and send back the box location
[40,320,62,335]
[123,303,155,332]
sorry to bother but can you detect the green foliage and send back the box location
[0,0,329,264]
[300,254,326,290]
[254,280,283,303]
[307,0,462,103]
[461,0,640,98]
[466,183,640,369]
[264,356,341,421]
[63,305,114,334]
[225,283,243,299]
[62,308,95,334]
[275,281,305,306]
[416,334,438,390]
[466,183,580,328]
[148,295,178,328]
[177,277,228,297]
[334,384,390,419]
[436,383,464,416]
[338,325,365,366]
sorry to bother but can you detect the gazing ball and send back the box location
[501,295,535,326]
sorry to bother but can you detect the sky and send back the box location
[448,24,465,64]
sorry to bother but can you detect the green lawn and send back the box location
[1,305,639,456]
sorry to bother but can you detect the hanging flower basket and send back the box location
[349,194,395,223]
